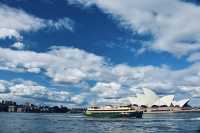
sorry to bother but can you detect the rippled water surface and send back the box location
[0,112,199,133]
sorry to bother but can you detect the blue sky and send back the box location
[0,0,200,106]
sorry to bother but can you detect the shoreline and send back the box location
[144,109,200,114]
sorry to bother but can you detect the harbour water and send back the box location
[0,112,199,133]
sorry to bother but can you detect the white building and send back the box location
[129,88,190,108]
[172,99,190,107]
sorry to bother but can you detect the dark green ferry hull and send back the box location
[84,111,143,118]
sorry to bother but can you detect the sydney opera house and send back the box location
[127,88,192,112]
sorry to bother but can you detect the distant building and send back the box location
[128,88,190,108]
[0,100,70,113]
[8,105,16,112]
[17,105,26,112]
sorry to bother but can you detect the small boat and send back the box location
[84,105,143,118]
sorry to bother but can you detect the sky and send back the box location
[0,0,200,107]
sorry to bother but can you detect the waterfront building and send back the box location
[16,105,26,112]
[8,105,16,112]
[128,88,190,108]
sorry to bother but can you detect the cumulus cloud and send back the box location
[187,52,200,62]
[11,84,72,103]
[0,4,44,39]
[1,1,200,105]
[0,47,108,83]
[0,46,200,101]
[91,82,121,98]
[0,3,74,40]
[71,94,86,104]
[68,0,200,57]
[114,63,200,98]
[0,80,11,93]
[11,42,25,50]
[0,28,21,40]
[0,79,86,105]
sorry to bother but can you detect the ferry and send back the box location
[84,105,143,118]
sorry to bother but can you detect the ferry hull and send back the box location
[84,111,143,118]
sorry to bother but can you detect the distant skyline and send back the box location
[0,0,200,107]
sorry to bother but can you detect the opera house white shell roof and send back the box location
[153,95,174,107]
[129,88,190,107]
[172,99,190,107]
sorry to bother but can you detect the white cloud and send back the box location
[11,83,48,98]
[91,82,121,98]
[0,46,200,100]
[71,94,86,104]
[0,79,86,104]
[0,47,108,83]
[113,63,200,97]
[69,0,200,57]
[178,86,200,97]
[0,4,44,39]
[11,42,25,50]
[187,52,200,62]
[47,17,74,31]
[0,28,21,39]
[0,4,74,40]
[2,0,200,105]
[0,80,11,93]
